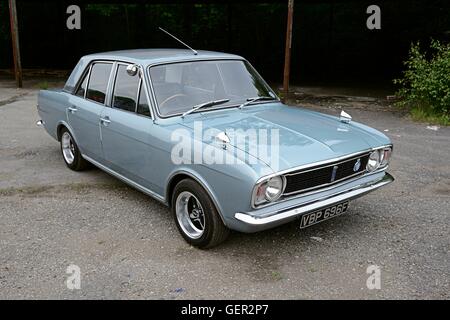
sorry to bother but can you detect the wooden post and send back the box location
[8,0,23,88]
[282,0,294,101]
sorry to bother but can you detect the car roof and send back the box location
[63,49,245,94]
[82,49,244,65]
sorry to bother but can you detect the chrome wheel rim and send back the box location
[61,132,75,165]
[175,191,205,239]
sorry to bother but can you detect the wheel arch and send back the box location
[166,170,228,227]
[56,121,77,143]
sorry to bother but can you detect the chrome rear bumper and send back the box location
[234,172,394,227]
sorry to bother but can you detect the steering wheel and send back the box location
[159,94,188,110]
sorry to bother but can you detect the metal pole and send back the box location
[8,0,23,88]
[282,0,294,101]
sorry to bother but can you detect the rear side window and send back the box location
[86,63,112,104]
[112,64,140,112]
[75,71,88,97]
[137,82,151,117]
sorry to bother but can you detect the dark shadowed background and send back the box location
[0,0,449,87]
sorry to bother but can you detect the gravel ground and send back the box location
[0,80,448,299]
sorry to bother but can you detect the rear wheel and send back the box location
[60,128,88,171]
[172,179,230,248]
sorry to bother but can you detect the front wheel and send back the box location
[172,179,230,248]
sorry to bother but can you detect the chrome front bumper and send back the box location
[234,172,394,228]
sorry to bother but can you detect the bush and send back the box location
[394,40,450,124]
[37,81,49,90]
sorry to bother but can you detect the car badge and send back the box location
[353,158,361,172]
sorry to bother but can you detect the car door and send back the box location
[100,62,159,191]
[68,61,113,160]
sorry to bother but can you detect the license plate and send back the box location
[299,201,349,229]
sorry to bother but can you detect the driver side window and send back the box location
[112,64,140,112]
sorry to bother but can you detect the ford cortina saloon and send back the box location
[37,49,393,248]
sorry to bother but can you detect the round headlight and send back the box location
[366,150,381,172]
[253,175,285,206]
[265,176,284,202]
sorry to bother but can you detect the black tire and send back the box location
[171,179,230,249]
[60,127,88,171]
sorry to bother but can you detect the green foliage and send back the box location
[37,81,49,90]
[410,106,450,126]
[86,4,122,16]
[394,40,450,123]
[86,4,137,17]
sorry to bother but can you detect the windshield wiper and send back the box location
[181,99,230,118]
[239,96,276,109]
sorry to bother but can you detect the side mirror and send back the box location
[126,64,139,76]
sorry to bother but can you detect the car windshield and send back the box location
[148,60,276,117]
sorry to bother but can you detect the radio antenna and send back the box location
[158,27,198,55]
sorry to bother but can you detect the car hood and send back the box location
[179,103,390,172]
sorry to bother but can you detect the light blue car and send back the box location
[37,49,394,248]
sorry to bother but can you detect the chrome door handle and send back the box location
[100,117,111,125]
[68,106,78,113]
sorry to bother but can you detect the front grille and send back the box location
[283,154,369,196]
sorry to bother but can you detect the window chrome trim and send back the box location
[84,65,93,99]
[138,73,154,119]
[136,78,143,113]
[140,63,156,121]
[105,61,117,107]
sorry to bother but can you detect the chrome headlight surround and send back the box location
[252,175,286,207]
[379,146,393,167]
[367,145,393,172]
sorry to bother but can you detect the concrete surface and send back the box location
[0,80,449,299]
